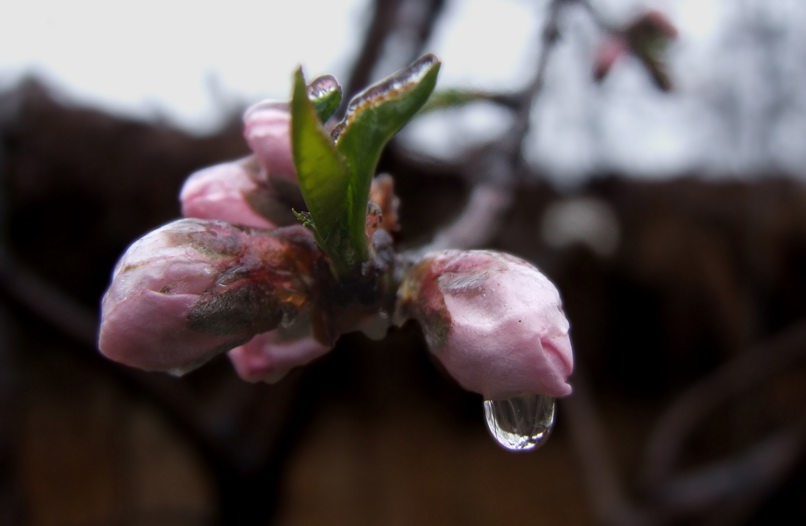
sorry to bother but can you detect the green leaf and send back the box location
[421,88,490,113]
[290,67,357,274]
[289,55,441,277]
[331,53,441,263]
[307,75,342,122]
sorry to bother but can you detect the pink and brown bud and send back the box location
[243,100,297,183]
[98,219,322,375]
[593,36,629,82]
[399,250,574,400]
[227,329,330,383]
[626,9,678,91]
[180,157,275,229]
[594,9,678,91]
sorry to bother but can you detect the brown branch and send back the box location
[564,374,650,526]
[564,313,806,526]
[577,0,619,33]
[344,0,446,101]
[0,303,27,525]
[641,320,806,491]
[653,410,806,524]
[410,0,447,57]
[0,248,98,347]
[344,0,404,99]
[424,154,517,252]
[419,0,567,252]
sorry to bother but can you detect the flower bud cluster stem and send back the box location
[98,54,574,403]
[310,232,401,345]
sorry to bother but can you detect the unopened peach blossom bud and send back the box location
[625,9,678,91]
[227,330,330,383]
[180,158,275,229]
[399,250,574,400]
[243,101,297,183]
[98,219,320,375]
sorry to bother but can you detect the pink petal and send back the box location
[243,101,297,183]
[228,330,330,383]
[180,159,275,228]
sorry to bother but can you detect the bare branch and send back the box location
[419,0,567,252]
[564,375,650,526]
[654,411,806,521]
[641,320,806,491]
[345,0,446,100]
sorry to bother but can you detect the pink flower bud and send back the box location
[243,101,297,183]
[593,36,629,82]
[98,219,321,375]
[624,9,678,91]
[593,9,677,90]
[227,330,330,383]
[400,250,573,400]
[180,158,275,229]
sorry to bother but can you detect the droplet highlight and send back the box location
[484,393,556,451]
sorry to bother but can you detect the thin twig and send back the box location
[577,0,619,33]
[641,320,806,491]
[1,108,28,524]
[0,302,26,526]
[564,374,650,526]
[344,0,404,100]
[654,410,806,522]
[0,248,99,347]
[420,0,567,252]
[344,0,445,101]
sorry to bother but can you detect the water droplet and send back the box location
[484,393,555,451]
[306,74,341,100]
[333,53,440,141]
[242,99,288,123]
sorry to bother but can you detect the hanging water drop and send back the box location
[484,393,556,451]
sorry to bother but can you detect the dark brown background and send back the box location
[2,1,806,523]
[1,77,805,526]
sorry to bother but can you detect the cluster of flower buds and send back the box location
[100,102,334,383]
[98,57,574,407]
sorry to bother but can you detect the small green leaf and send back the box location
[307,75,342,122]
[421,88,490,113]
[291,209,315,230]
[290,55,440,277]
[290,67,358,274]
[331,53,441,264]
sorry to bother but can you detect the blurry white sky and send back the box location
[0,0,366,128]
[2,0,805,184]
